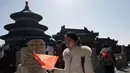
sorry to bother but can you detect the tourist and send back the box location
[99,43,116,73]
[45,42,54,55]
[63,32,94,73]
[54,40,63,68]
[53,40,62,56]
[57,42,66,69]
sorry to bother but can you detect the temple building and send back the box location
[124,45,130,61]
[0,1,51,73]
[53,25,99,48]
[96,37,119,54]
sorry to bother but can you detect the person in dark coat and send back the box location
[54,40,63,68]
[99,43,116,73]
[57,42,66,69]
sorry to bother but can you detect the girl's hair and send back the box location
[65,32,81,46]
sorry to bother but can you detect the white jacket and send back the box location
[63,46,94,73]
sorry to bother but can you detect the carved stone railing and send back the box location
[15,39,46,73]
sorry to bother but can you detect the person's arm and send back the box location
[111,52,116,66]
[99,53,103,65]
[83,47,95,73]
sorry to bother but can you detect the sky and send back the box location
[0,0,130,46]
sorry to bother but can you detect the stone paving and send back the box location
[118,64,130,73]
[118,68,130,73]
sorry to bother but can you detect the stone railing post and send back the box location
[15,39,46,73]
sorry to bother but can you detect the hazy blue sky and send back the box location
[0,0,130,45]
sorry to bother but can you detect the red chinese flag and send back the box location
[33,52,59,70]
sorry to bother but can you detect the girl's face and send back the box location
[64,36,77,48]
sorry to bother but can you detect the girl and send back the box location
[63,32,94,73]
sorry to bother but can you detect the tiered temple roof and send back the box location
[0,1,50,43]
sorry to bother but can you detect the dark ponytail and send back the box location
[65,32,81,46]
[77,37,81,46]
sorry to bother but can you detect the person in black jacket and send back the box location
[99,43,116,73]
